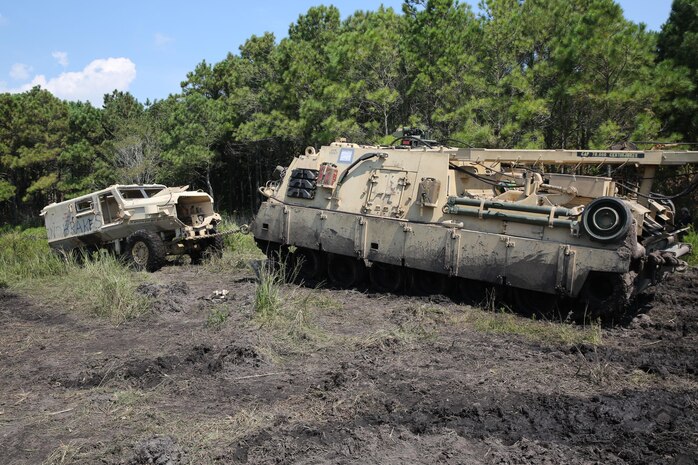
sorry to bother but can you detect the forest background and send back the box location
[1,0,697,224]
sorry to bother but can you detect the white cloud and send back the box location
[3,57,137,105]
[0,13,7,26]
[9,63,32,81]
[52,51,69,67]
[154,32,174,48]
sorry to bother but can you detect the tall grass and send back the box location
[67,253,151,323]
[254,262,285,322]
[0,227,67,283]
[252,259,329,345]
[0,228,149,323]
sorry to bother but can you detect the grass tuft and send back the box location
[42,441,81,465]
[456,307,603,346]
[254,262,285,321]
[252,260,330,346]
[206,306,230,330]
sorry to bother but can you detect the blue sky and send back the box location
[0,1,674,106]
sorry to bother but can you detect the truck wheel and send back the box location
[209,235,225,258]
[191,236,224,265]
[127,230,166,272]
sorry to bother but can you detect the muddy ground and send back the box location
[1,264,697,465]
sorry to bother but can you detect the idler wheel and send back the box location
[327,254,366,288]
[409,269,448,296]
[292,247,326,283]
[369,262,404,294]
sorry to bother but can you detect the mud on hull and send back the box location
[252,203,675,321]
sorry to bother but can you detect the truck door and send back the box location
[99,193,119,225]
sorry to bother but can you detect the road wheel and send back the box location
[292,248,326,283]
[510,288,558,317]
[127,230,166,272]
[409,269,448,296]
[369,262,403,294]
[327,254,366,288]
[457,278,491,307]
[573,272,629,323]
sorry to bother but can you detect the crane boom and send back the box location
[453,148,698,166]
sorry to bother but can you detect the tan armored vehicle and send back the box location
[41,184,223,271]
[251,135,697,318]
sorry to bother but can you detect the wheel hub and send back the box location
[132,241,149,266]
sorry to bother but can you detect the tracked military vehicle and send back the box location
[250,135,697,318]
[41,184,223,271]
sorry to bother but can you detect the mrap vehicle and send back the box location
[41,184,223,271]
[250,137,697,318]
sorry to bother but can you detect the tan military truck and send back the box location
[250,139,697,318]
[41,184,223,271]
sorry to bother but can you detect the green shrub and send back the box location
[683,228,698,266]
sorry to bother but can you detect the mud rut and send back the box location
[0,267,696,465]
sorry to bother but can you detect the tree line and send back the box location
[1,0,697,225]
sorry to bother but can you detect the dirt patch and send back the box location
[136,281,191,312]
[127,436,184,465]
[1,265,697,464]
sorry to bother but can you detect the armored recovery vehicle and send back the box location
[41,184,223,271]
[250,137,698,318]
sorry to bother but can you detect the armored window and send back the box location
[144,188,164,197]
[119,189,146,199]
[75,199,93,213]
